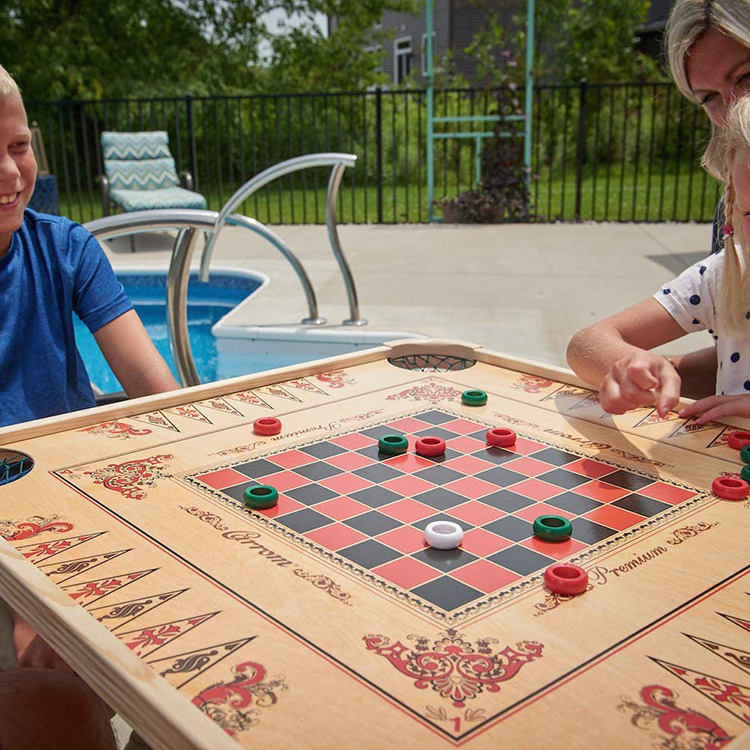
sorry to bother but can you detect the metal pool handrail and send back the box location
[199,153,365,325]
[84,209,324,387]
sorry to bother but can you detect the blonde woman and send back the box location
[567,0,750,422]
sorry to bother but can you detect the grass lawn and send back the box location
[54,163,720,227]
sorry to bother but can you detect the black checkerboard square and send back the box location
[233,459,282,479]
[476,466,527,487]
[345,510,402,536]
[479,490,535,512]
[412,546,477,572]
[484,516,533,542]
[546,491,602,515]
[412,513,474,532]
[414,426,462,441]
[414,465,464,485]
[361,425,405,440]
[414,488,468,511]
[350,486,403,508]
[488,546,554,576]
[294,462,343,481]
[539,468,592,490]
[286,484,338,506]
[354,464,404,484]
[530,448,580,466]
[411,577,483,610]
[281,508,332,534]
[339,540,401,569]
[417,410,456,425]
[601,470,653,491]
[613,493,670,517]
[570,518,618,544]
[299,442,347,459]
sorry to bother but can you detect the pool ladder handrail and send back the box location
[200,152,366,328]
[85,208,323,387]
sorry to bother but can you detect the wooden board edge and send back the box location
[0,539,237,750]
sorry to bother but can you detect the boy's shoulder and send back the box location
[22,208,79,233]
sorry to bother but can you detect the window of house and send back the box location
[421,32,436,77]
[393,36,413,84]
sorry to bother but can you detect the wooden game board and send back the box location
[1,339,750,749]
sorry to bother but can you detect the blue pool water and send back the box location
[74,270,263,393]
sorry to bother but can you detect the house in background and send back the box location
[331,0,674,87]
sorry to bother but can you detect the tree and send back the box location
[0,0,413,102]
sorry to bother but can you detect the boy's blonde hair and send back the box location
[717,94,750,334]
[666,0,750,177]
[0,65,20,100]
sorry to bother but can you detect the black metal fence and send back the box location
[26,81,721,226]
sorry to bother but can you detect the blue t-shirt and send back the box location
[0,210,133,427]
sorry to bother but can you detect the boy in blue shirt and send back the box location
[0,66,179,747]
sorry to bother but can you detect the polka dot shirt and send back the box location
[654,249,750,396]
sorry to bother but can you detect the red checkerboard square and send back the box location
[386,453,434,473]
[445,476,500,500]
[442,418,485,435]
[452,559,520,593]
[575,480,632,503]
[387,417,431,434]
[319,473,373,494]
[638,482,697,505]
[380,498,435,523]
[374,557,440,589]
[564,458,615,479]
[507,437,549,456]
[326,452,376,471]
[584,505,647,530]
[259,470,310,492]
[330,433,374,450]
[449,501,505,526]
[503,456,557,477]
[512,478,563,501]
[197,468,249,489]
[315,496,370,521]
[256,494,306,518]
[305,523,367,551]
[382,475,436,497]
[519,536,587,560]
[460,528,513,557]
[268,450,315,470]
[445,436,489,455]
[378,525,428,554]
[442,454,495,475]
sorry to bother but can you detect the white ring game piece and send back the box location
[424,521,464,550]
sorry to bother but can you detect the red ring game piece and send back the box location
[727,430,750,450]
[487,428,516,447]
[544,563,588,596]
[254,417,282,436]
[711,476,749,501]
[415,436,446,457]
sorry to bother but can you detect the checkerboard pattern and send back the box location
[191,410,698,613]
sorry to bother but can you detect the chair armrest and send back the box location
[180,171,195,191]
[96,174,111,216]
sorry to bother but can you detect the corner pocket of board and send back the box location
[0,449,34,486]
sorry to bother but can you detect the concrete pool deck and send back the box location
[102,221,718,370]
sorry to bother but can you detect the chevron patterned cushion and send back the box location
[105,156,180,191]
[101,131,172,161]
[109,186,207,212]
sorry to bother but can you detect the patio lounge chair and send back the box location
[98,130,206,216]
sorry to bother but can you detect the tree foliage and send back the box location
[0,0,412,102]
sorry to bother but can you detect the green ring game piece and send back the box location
[378,434,409,455]
[741,465,750,485]
[461,389,488,406]
[243,484,279,510]
[741,446,750,465]
[533,515,573,542]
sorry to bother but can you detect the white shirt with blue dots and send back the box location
[653,248,750,396]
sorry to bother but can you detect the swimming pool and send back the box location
[75,268,426,393]
[74,268,266,393]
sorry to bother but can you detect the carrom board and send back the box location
[2,339,750,749]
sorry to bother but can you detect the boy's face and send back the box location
[0,92,36,257]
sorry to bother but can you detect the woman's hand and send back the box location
[599,350,681,417]
[680,394,750,424]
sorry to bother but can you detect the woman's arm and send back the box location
[93,309,180,397]
[567,298,687,416]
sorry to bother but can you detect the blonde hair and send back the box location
[0,65,20,100]
[717,94,750,333]
[666,0,750,177]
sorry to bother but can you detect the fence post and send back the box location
[185,94,199,191]
[574,78,587,222]
[375,87,383,224]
